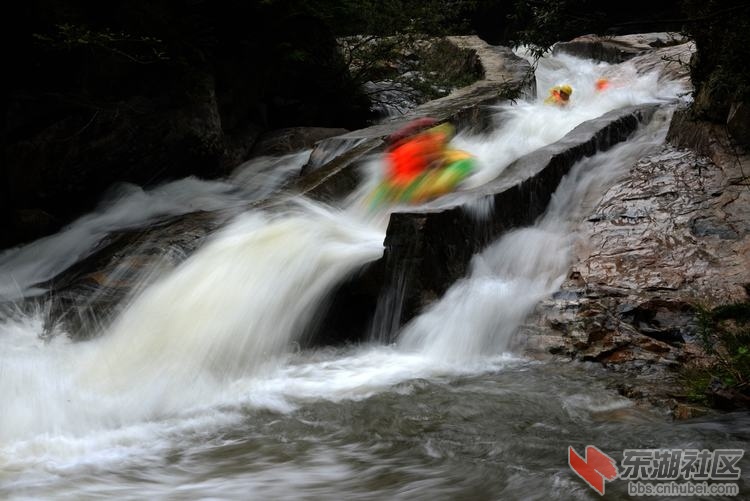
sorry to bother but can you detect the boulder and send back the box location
[553,33,687,63]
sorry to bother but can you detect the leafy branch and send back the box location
[33,23,169,64]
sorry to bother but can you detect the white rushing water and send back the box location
[0,151,308,301]
[1,50,686,497]
[455,51,684,188]
[1,203,384,443]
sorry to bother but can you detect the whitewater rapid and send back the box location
[1,49,687,497]
[0,151,309,300]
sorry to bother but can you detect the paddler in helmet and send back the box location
[544,84,573,106]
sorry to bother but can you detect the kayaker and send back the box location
[544,84,573,106]
[386,121,453,186]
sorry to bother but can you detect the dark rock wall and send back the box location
[681,1,750,144]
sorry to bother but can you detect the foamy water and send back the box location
[455,51,684,187]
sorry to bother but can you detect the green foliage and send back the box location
[682,368,712,405]
[685,302,750,405]
[505,0,603,59]
[680,0,750,118]
[33,23,169,64]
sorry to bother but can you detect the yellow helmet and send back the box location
[560,84,573,96]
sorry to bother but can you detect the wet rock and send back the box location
[690,217,739,240]
[672,402,708,420]
[522,110,750,417]
[316,105,656,343]
[252,127,349,157]
[553,33,694,90]
[42,210,228,340]
[554,33,687,64]
[363,37,485,119]
[727,101,750,146]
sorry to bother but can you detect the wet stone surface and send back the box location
[521,129,750,416]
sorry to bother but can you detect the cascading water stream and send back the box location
[455,51,684,188]
[4,50,736,500]
[1,203,385,444]
[0,151,309,301]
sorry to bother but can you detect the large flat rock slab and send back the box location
[520,111,750,416]
[553,33,688,63]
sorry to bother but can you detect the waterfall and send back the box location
[0,204,383,443]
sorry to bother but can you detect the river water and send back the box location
[1,51,748,499]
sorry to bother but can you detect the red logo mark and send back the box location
[569,445,618,495]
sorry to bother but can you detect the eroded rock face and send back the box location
[521,120,750,415]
